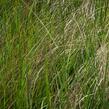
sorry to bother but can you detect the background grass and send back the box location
[0,0,109,109]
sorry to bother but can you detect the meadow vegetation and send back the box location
[0,0,109,109]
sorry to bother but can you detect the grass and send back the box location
[0,0,109,109]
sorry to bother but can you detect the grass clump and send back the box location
[0,0,109,109]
